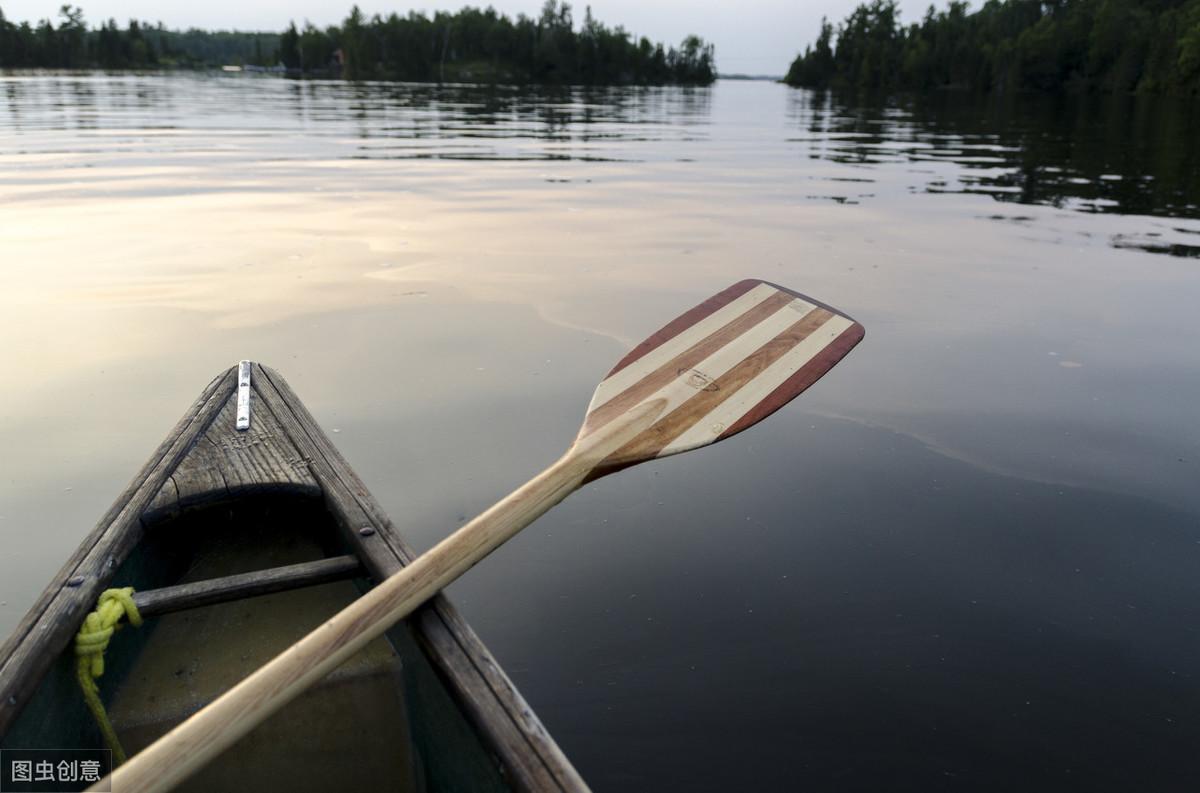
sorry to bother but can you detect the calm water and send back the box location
[2,73,1199,791]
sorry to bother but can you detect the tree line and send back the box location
[786,0,1200,95]
[0,2,716,84]
[282,2,715,83]
[0,6,277,68]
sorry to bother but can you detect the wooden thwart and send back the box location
[104,279,864,793]
[0,371,236,738]
[132,556,363,619]
[1,363,589,793]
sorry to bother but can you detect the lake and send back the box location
[2,72,1199,791]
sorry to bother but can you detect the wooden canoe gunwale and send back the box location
[0,364,587,793]
[0,370,234,728]
[253,365,587,792]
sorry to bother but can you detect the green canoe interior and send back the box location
[2,492,513,793]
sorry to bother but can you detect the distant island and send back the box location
[786,0,1200,95]
[0,1,716,85]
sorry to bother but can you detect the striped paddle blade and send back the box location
[578,279,864,478]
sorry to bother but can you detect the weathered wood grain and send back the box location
[200,389,318,497]
[109,371,658,793]
[0,368,236,734]
[102,278,865,793]
[133,556,362,618]
[252,365,590,793]
[141,383,319,524]
[3,362,591,793]
[143,476,180,525]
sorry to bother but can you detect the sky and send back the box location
[0,0,937,76]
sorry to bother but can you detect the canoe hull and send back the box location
[0,364,587,793]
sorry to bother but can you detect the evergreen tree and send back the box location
[786,0,1200,95]
[0,3,716,85]
[278,22,300,69]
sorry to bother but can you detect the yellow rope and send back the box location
[74,587,142,765]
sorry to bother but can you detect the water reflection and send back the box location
[2,73,1200,793]
[5,74,1197,253]
[788,89,1200,256]
[0,74,712,163]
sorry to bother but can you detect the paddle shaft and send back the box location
[101,279,865,792]
[102,399,664,793]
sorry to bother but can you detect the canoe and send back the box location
[0,362,589,793]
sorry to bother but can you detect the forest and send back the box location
[0,1,716,84]
[0,6,276,68]
[786,0,1200,95]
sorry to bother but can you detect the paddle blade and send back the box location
[577,279,864,477]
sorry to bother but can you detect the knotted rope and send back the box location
[75,587,142,764]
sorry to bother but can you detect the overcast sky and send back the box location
[1,0,936,75]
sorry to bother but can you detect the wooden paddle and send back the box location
[100,279,865,793]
